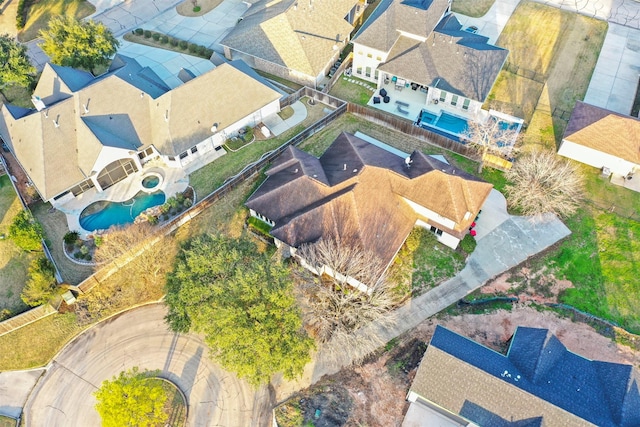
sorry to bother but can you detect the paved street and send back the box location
[23,304,271,427]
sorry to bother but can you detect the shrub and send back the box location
[459,233,477,255]
[161,35,169,44]
[179,40,188,50]
[135,28,144,35]
[242,126,254,142]
[205,49,214,58]
[16,0,28,29]
[144,30,152,38]
[94,236,103,247]
[152,32,160,41]
[188,43,197,53]
[170,38,178,47]
[21,256,57,307]
[193,5,201,12]
[64,231,80,245]
[9,210,44,252]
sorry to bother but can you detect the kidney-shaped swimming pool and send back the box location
[79,190,165,232]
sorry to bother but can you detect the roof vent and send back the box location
[343,163,346,171]
[82,103,89,114]
[53,117,60,128]
[294,168,299,173]
[353,169,358,173]
[165,110,169,122]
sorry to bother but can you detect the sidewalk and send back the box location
[262,101,308,136]
[275,208,571,399]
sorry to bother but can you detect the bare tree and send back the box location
[505,149,583,218]
[296,238,399,362]
[93,222,178,289]
[463,114,520,173]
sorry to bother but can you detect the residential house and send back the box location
[351,0,508,118]
[0,55,282,210]
[404,325,640,427]
[220,0,363,87]
[245,132,492,289]
[558,101,640,179]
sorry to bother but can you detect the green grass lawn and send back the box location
[18,0,95,42]
[0,415,16,427]
[0,312,83,369]
[0,175,32,316]
[328,76,375,106]
[451,0,495,17]
[189,99,330,198]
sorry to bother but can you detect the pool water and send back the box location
[435,112,469,135]
[420,111,437,124]
[142,175,160,189]
[79,190,166,231]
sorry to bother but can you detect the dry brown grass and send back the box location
[17,0,95,42]
[485,1,607,147]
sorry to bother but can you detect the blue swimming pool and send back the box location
[435,112,469,135]
[79,190,165,232]
[420,110,437,124]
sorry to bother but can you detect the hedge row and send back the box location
[133,28,213,58]
[16,0,35,29]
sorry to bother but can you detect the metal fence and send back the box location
[346,103,477,158]
[504,62,546,84]
[321,52,353,94]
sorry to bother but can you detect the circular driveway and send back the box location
[24,304,271,426]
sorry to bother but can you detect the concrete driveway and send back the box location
[23,304,271,427]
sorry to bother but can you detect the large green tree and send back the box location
[165,234,314,386]
[21,256,57,307]
[39,16,119,74]
[94,367,168,427]
[0,34,35,89]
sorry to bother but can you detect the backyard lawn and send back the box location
[485,1,607,147]
[18,0,95,42]
[0,175,31,317]
[328,76,375,106]
[189,98,330,198]
[452,0,495,17]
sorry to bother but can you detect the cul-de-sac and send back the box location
[0,0,639,425]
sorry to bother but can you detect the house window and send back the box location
[356,67,362,75]
[191,146,198,154]
[70,179,95,196]
[376,56,382,61]
[179,151,189,159]
[429,225,443,237]
[365,66,371,77]
[53,190,70,200]
[451,95,458,106]
[374,69,379,80]
[358,51,363,55]
[462,99,470,110]
[168,156,175,161]
[439,91,447,102]
[367,53,372,58]
[97,159,138,191]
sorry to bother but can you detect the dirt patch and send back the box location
[479,266,573,304]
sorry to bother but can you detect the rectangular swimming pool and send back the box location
[435,112,469,135]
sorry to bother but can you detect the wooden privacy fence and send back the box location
[347,103,477,158]
[0,304,57,337]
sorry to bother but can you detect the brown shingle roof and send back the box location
[563,101,640,164]
[220,0,357,77]
[0,59,281,200]
[246,132,491,266]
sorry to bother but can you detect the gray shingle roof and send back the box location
[220,0,357,77]
[0,57,281,200]
[376,14,507,102]
[411,325,640,427]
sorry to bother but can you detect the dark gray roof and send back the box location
[353,0,450,52]
[106,55,171,99]
[81,115,142,150]
[429,325,640,427]
[377,14,508,102]
[228,59,286,96]
[48,63,95,91]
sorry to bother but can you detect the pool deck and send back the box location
[59,158,189,236]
